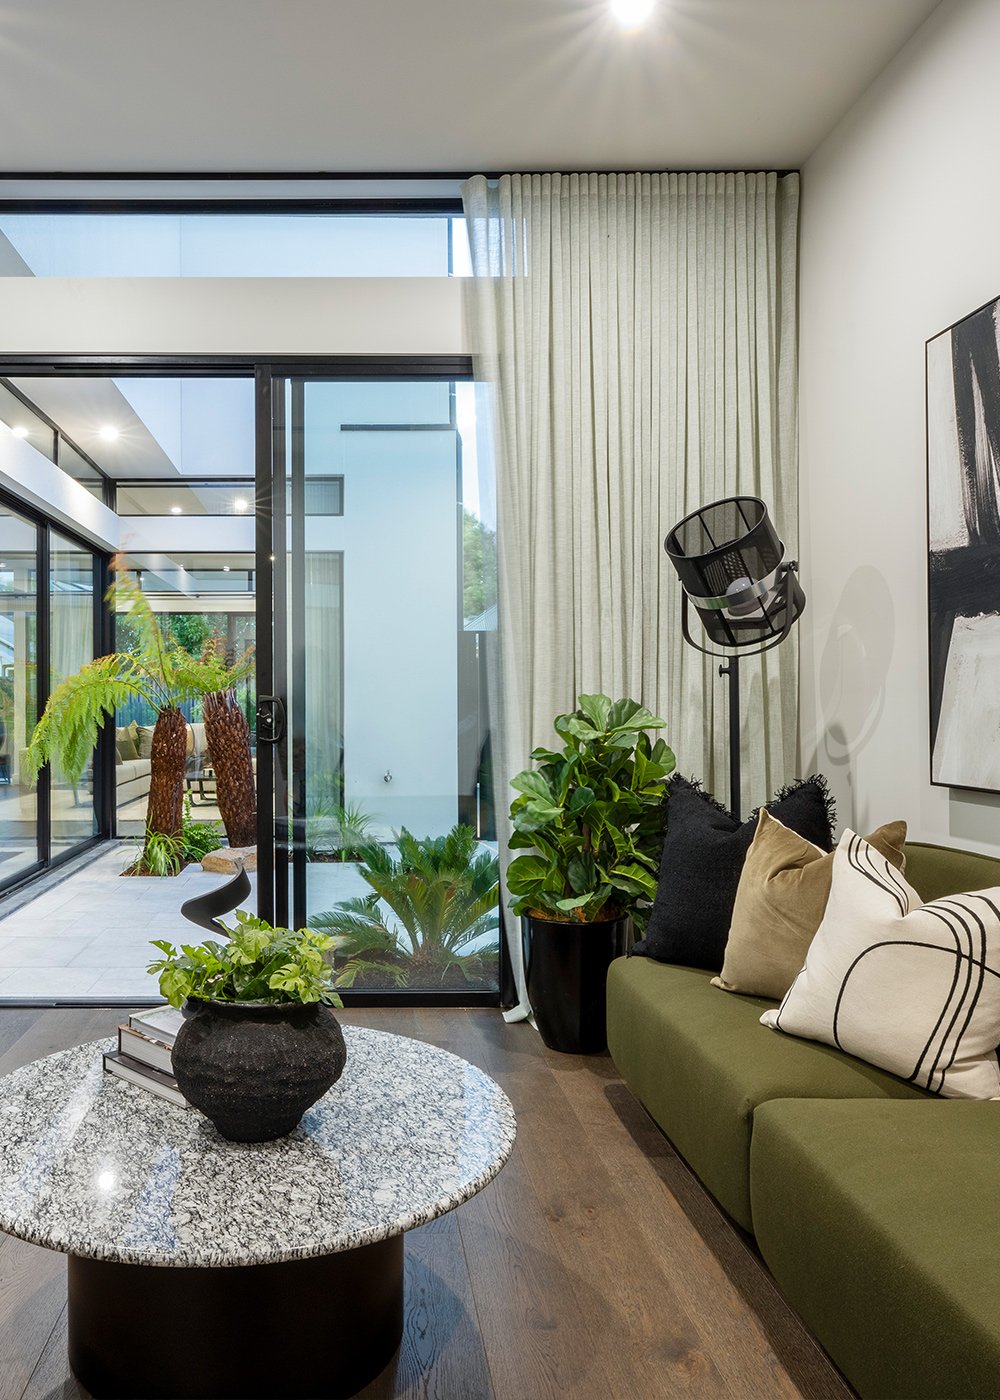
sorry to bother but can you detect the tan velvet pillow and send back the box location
[711,810,907,1000]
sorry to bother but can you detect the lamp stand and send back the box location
[719,654,741,822]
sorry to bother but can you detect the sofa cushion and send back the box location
[116,758,150,786]
[761,830,1000,1099]
[751,1098,1000,1399]
[606,957,928,1231]
[713,812,907,1000]
[632,775,836,972]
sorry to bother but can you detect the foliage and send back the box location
[127,829,185,877]
[301,798,377,862]
[463,509,497,622]
[28,562,257,861]
[148,909,342,1008]
[181,795,224,862]
[506,693,675,923]
[311,824,500,987]
[26,653,159,785]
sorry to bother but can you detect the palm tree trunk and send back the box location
[146,706,188,839]
[203,688,257,848]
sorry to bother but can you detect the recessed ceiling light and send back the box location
[98,425,119,442]
[11,425,29,439]
[170,506,182,515]
[610,0,654,28]
[233,497,249,513]
[223,565,231,572]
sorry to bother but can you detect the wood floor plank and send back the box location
[463,1016,735,1399]
[361,1211,495,1400]
[0,1238,68,1400]
[17,1306,88,1400]
[0,1008,121,1078]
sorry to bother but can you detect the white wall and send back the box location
[0,277,466,355]
[798,0,1000,853]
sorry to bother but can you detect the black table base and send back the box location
[67,1234,404,1399]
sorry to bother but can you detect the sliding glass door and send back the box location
[49,532,98,855]
[258,373,499,1000]
[0,505,39,883]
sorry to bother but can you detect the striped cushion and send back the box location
[760,829,1000,1099]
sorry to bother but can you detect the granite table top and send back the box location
[0,1025,516,1269]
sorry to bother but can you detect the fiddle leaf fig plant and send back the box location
[148,910,342,1008]
[506,693,675,923]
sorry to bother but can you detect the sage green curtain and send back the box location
[462,171,800,1018]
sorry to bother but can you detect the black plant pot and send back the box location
[522,914,630,1054]
[172,999,348,1143]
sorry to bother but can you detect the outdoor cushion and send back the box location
[606,957,928,1231]
[751,1098,1000,1399]
[632,775,835,972]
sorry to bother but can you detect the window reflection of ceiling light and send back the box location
[98,425,119,442]
[170,506,182,515]
[234,497,249,513]
[11,425,28,438]
[610,0,654,27]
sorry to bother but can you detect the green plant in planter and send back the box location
[147,909,343,1007]
[507,693,675,924]
[311,824,500,987]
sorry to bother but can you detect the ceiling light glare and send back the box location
[11,425,29,439]
[170,505,182,515]
[610,0,654,28]
[233,497,249,513]
[98,425,119,442]
[223,565,231,572]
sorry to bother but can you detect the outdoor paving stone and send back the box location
[0,937,94,968]
[0,969,101,997]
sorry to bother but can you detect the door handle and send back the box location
[256,695,285,744]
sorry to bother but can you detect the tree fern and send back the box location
[26,654,157,784]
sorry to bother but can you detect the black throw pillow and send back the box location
[630,774,836,972]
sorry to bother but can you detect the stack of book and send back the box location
[103,1006,189,1108]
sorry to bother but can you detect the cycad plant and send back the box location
[311,824,500,988]
[27,561,254,869]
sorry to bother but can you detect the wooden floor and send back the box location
[0,1006,853,1400]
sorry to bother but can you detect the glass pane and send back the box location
[115,481,256,516]
[0,509,39,882]
[284,379,498,995]
[0,214,459,277]
[0,381,56,462]
[50,534,97,855]
[57,439,105,498]
[114,558,256,838]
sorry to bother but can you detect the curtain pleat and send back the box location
[463,171,800,1019]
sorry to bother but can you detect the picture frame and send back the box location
[927,291,1000,793]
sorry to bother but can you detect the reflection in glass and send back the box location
[0,508,39,880]
[283,379,498,994]
[50,534,97,855]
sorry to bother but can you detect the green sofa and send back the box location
[606,841,1000,1400]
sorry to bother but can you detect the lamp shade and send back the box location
[663,496,804,649]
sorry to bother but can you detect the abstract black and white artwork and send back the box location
[928,294,1000,791]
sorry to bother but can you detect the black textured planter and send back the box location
[522,914,630,1054]
[172,1000,348,1142]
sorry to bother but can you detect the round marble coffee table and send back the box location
[0,1025,516,1400]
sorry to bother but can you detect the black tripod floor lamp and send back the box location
[663,496,805,822]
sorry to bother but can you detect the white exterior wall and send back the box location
[799,0,1000,852]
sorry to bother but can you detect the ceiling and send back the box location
[0,0,942,173]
